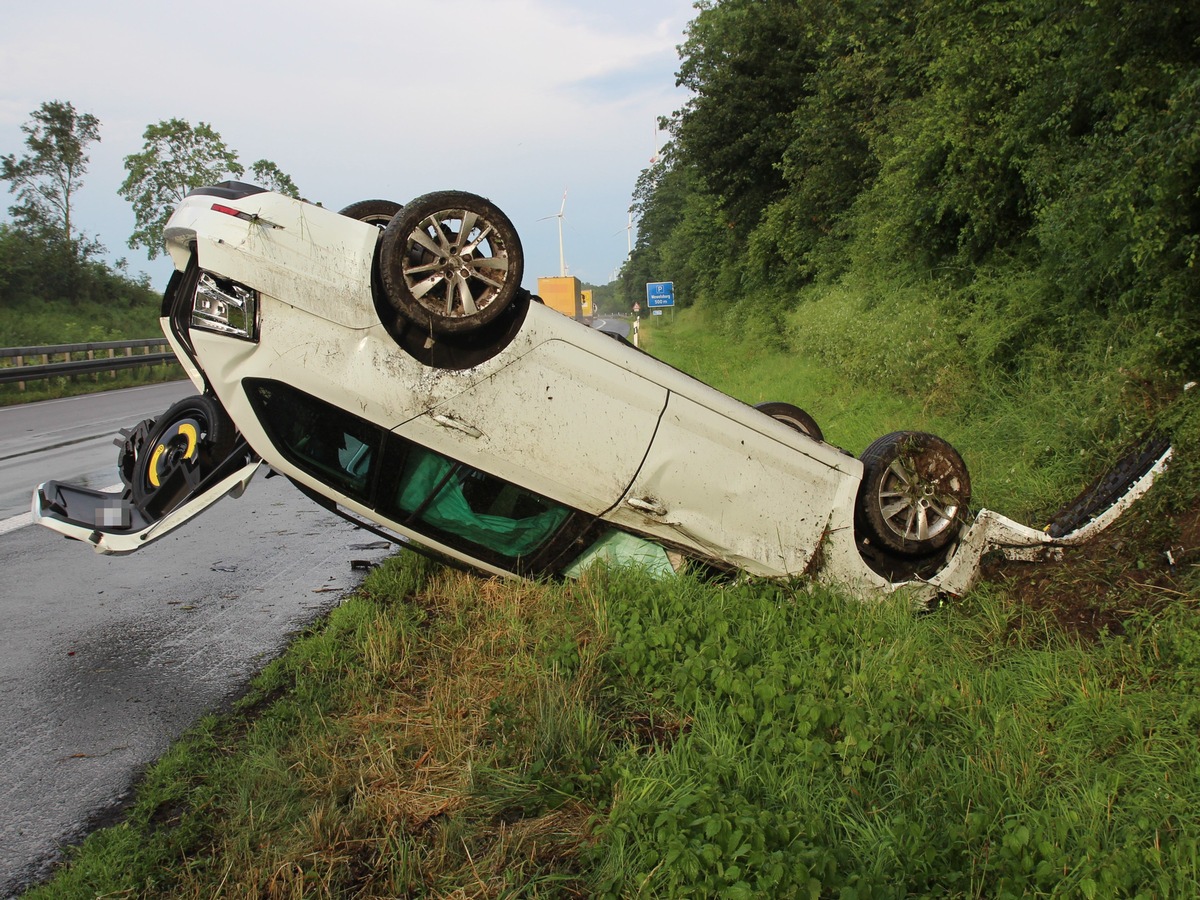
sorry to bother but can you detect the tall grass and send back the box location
[643,293,1185,522]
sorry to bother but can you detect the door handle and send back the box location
[626,496,667,517]
[431,414,482,439]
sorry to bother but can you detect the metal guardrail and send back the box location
[0,339,179,387]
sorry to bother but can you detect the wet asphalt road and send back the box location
[0,382,195,522]
[0,386,394,895]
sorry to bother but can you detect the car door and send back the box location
[392,338,669,515]
[603,392,863,577]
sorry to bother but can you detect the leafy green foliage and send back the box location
[587,570,1200,898]
[0,224,158,340]
[0,100,102,258]
[248,159,300,199]
[675,0,819,229]
[627,0,1200,375]
[118,119,244,259]
[117,121,302,259]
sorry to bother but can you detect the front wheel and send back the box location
[129,394,236,517]
[856,431,970,557]
[379,191,523,334]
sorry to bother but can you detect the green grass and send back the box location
[22,298,1200,898]
[0,286,175,405]
[24,555,1200,898]
[641,298,1183,524]
[0,294,164,348]
[593,576,1200,898]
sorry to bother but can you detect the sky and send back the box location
[0,0,696,290]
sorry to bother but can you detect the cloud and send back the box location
[0,0,694,286]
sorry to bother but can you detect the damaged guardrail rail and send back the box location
[0,339,177,388]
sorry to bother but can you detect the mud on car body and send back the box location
[32,184,1172,602]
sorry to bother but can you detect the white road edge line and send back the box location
[0,512,34,537]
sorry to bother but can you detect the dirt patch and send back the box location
[982,500,1200,641]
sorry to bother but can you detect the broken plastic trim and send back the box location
[925,439,1173,598]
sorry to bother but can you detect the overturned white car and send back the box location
[32,185,1171,601]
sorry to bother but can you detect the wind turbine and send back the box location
[612,209,634,256]
[538,189,568,277]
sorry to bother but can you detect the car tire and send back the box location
[130,394,236,515]
[378,190,523,334]
[856,431,970,557]
[755,401,823,442]
[338,199,402,228]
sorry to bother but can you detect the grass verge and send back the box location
[22,305,1200,898]
[24,553,1200,898]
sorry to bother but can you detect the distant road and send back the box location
[0,384,394,895]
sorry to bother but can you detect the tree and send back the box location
[1,100,101,256]
[119,119,244,258]
[249,159,300,198]
[119,120,303,257]
[673,0,820,230]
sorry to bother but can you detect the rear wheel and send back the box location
[856,431,970,557]
[379,191,523,334]
[755,401,823,442]
[339,199,402,228]
[130,395,236,516]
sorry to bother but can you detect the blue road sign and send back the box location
[646,281,675,308]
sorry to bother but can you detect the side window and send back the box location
[247,380,575,564]
[383,444,571,559]
[247,381,378,502]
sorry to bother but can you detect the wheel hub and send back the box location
[879,457,960,542]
